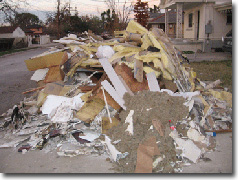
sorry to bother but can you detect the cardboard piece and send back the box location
[135,136,160,173]
[152,120,165,136]
[44,66,65,83]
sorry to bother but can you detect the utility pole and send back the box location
[57,0,60,39]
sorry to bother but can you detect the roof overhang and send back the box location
[214,2,232,12]
[159,0,215,9]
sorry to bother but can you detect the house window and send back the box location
[189,13,193,27]
[227,9,232,24]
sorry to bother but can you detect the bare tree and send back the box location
[104,0,133,30]
[0,0,29,25]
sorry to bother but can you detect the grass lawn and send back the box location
[0,47,38,57]
[190,60,232,93]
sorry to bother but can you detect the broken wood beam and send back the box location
[22,86,46,94]
[99,58,128,99]
[134,59,143,83]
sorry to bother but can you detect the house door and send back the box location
[197,11,200,40]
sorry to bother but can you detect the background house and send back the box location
[0,26,27,50]
[26,24,43,44]
[159,0,232,52]
[148,10,184,38]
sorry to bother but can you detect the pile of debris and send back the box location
[0,21,232,173]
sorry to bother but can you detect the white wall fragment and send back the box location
[183,99,194,112]
[125,110,134,135]
[79,130,100,142]
[174,138,202,163]
[104,136,122,162]
[41,94,84,123]
[187,128,205,142]
[30,68,49,82]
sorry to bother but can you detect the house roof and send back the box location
[0,26,18,34]
[148,11,184,24]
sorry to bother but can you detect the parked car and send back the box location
[222,30,232,53]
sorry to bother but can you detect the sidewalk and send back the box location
[186,52,232,62]
[29,42,59,49]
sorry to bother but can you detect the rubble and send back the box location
[0,21,232,173]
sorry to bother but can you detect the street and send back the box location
[0,48,50,115]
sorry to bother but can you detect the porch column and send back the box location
[176,3,183,38]
[165,9,169,35]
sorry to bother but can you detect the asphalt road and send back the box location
[0,47,49,115]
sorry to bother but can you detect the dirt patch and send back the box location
[107,91,189,173]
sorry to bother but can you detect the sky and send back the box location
[0,0,161,23]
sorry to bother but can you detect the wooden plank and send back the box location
[134,59,143,82]
[146,72,160,92]
[99,58,128,99]
[101,80,126,110]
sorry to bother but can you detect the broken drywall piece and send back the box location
[174,138,202,163]
[79,130,100,142]
[104,135,122,162]
[187,128,205,142]
[50,104,73,123]
[146,72,161,92]
[99,58,128,99]
[96,45,115,59]
[101,80,126,110]
[161,89,200,100]
[41,94,84,118]
[31,68,49,82]
[125,110,134,135]
[183,99,194,112]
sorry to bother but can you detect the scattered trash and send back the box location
[0,21,232,173]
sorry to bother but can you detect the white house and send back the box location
[159,0,232,52]
[0,26,28,50]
